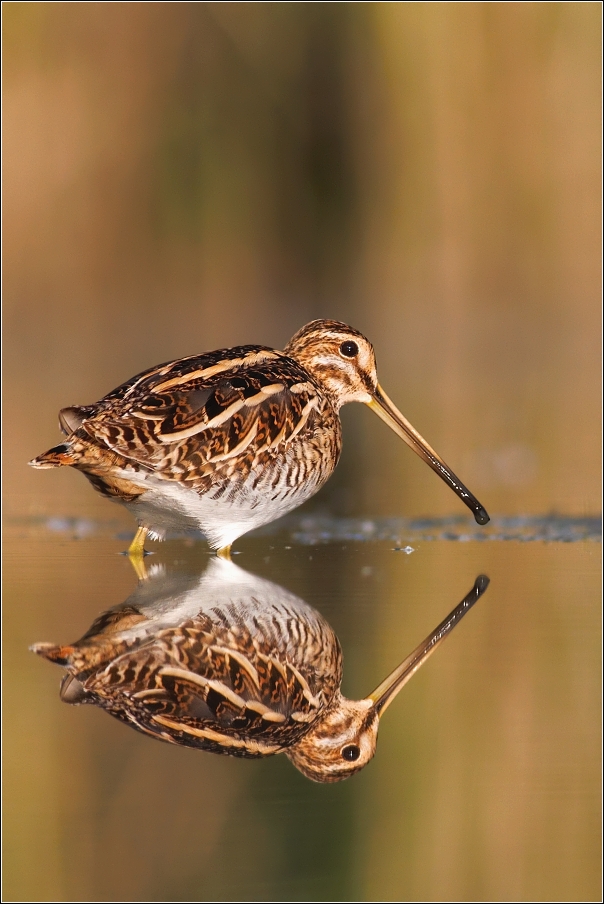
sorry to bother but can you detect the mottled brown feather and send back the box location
[62,347,340,495]
[33,570,342,758]
[30,320,489,545]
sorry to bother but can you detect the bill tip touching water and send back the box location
[29,320,489,559]
[31,562,489,783]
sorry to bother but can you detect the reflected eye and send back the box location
[340,341,359,358]
[341,744,360,762]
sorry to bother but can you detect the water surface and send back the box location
[3,517,600,901]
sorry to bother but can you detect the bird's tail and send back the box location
[28,442,78,469]
[31,644,89,704]
[30,641,76,665]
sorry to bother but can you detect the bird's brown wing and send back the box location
[71,347,334,489]
[69,615,334,755]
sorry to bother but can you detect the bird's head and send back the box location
[286,575,489,782]
[285,320,489,525]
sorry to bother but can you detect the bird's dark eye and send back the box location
[340,341,359,358]
[341,744,360,762]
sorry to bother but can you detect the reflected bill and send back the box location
[32,560,489,782]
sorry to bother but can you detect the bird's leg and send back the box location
[128,525,148,557]
[128,552,149,582]
[127,527,149,580]
[216,544,232,560]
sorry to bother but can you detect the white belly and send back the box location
[120,458,330,550]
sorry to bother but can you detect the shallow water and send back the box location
[3,515,601,902]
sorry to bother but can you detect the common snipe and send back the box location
[30,320,489,556]
[32,559,489,782]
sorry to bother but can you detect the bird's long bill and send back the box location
[368,575,489,716]
[367,384,490,525]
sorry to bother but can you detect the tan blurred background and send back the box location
[4,1,601,525]
[2,6,601,902]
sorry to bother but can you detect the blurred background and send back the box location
[3,1,600,522]
[3,3,601,902]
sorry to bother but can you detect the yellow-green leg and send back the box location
[128,525,148,557]
[216,544,232,560]
[128,526,149,580]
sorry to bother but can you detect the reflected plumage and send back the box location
[30,320,489,556]
[32,560,489,782]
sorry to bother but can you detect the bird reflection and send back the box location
[32,560,489,782]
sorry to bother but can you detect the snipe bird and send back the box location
[32,559,489,782]
[30,320,489,557]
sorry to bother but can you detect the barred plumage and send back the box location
[32,561,489,782]
[30,320,489,555]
